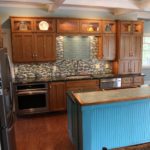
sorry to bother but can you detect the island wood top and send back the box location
[72,87,150,105]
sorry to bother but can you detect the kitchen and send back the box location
[0,0,150,150]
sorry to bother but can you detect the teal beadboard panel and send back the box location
[81,99,150,150]
[63,36,90,60]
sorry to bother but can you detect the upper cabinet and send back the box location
[79,20,101,34]
[34,18,56,32]
[57,19,101,34]
[102,20,116,33]
[57,19,79,33]
[10,17,56,63]
[97,20,116,60]
[120,21,143,34]
[11,17,56,33]
[11,18,34,32]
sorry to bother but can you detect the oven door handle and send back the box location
[17,90,47,95]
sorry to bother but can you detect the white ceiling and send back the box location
[0,0,150,18]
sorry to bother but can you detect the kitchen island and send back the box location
[67,87,150,150]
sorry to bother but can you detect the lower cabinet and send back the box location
[49,82,66,112]
[49,80,99,112]
[121,76,144,88]
[118,59,142,74]
[66,80,99,91]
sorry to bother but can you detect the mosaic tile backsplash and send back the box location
[14,36,112,79]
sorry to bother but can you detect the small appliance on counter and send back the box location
[0,48,16,150]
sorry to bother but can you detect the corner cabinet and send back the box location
[113,20,143,75]
[10,17,56,63]
[49,82,66,112]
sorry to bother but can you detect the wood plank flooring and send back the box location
[15,113,150,150]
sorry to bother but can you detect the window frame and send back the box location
[142,34,150,68]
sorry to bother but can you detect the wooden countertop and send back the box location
[72,86,150,105]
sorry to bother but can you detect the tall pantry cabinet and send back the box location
[113,21,143,74]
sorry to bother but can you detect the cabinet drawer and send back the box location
[133,76,144,86]
[121,77,133,84]
[134,76,143,83]
[66,80,99,90]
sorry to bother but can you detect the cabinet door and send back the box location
[11,17,34,32]
[80,20,101,33]
[34,18,56,32]
[120,21,132,33]
[57,19,80,33]
[12,33,35,62]
[132,34,142,59]
[120,34,132,59]
[35,33,56,61]
[133,76,144,86]
[102,34,116,60]
[118,60,141,74]
[49,82,66,111]
[130,59,142,74]
[102,20,116,33]
[132,21,143,34]
[121,77,133,87]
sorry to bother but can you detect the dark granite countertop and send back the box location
[13,73,145,84]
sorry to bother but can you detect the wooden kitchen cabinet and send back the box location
[121,75,144,87]
[49,82,66,112]
[113,20,143,75]
[121,77,133,88]
[133,76,144,86]
[102,20,116,33]
[80,20,102,34]
[97,34,116,60]
[12,33,56,63]
[12,33,35,63]
[120,21,143,34]
[118,59,142,74]
[119,34,142,59]
[57,19,80,33]
[34,18,56,32]
[57,19,101,34]
[66,80,99,91]
[34,33,56,62]
[10,17,56,63]
[11,17,34,32]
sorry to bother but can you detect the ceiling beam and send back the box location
[112,8,137,16]
[47,0,65,12]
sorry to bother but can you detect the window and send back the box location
[142,36,150,67]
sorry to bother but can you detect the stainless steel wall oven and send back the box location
[15,83,49,115]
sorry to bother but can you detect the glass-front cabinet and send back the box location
[11,18,34,32]
[34,19,56,32]
[57,19,80,33]
[120,21,143,34]
[102,20,116,33]
[80,20,101,33]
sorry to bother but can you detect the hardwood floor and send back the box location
[15,113,150,150]
[14,113,75,150]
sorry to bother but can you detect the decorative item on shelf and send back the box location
[87,25,94,32]
[128,25,131,32]
[105,24,112,32]
[19,21,28,31]
[39,21,49,31]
